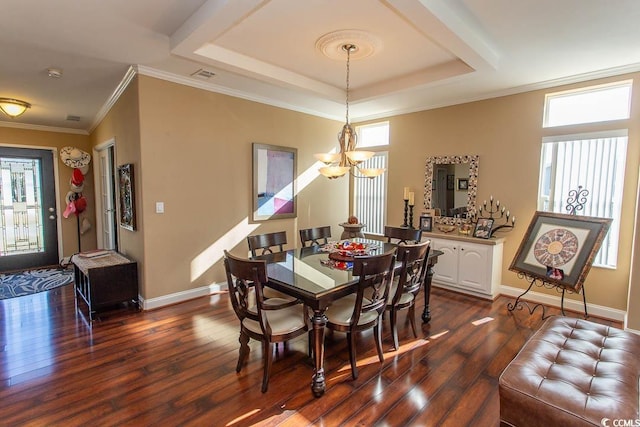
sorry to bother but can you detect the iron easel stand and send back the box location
[507,273,588,319]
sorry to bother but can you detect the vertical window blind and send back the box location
[539,131,627,267]
[354,153,387,235]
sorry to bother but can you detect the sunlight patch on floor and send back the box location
[471,316,494,326]
[429,330,449,339]
[225,408,261,426]
[335,337,432,374]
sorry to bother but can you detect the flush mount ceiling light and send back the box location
[47,68,63,78]
[314,42,385,179]
[0,98,31,118]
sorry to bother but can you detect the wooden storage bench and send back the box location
[499,316,640,426]
[72,251,139,320]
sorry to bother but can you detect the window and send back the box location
[543,80,632,127]
[538,131,627,268]
[357,122,389,148]
[353,122,389,235]
[354,153,388,235]
[540,80,632,267]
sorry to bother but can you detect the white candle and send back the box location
[404,187,410,200]
[496,200,500,207]
[512,216,516,224]
[490,195,493,202]
[408,192,415,206]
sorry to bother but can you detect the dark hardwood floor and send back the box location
[0,283,621,426]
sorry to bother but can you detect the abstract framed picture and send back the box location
[420,215,432,232]
[252,143,297,221]
[118,163,136,231]
[509,211,611,291]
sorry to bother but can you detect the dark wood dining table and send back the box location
[256,242,442,397]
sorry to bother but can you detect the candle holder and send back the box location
[477,196,516,237]
[408,204,415,228]
[402,199,409,227]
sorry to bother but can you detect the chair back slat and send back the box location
[299,226,332,247]
[350,252,396,325]
[223,250,271,336]
[384,226,422,244]
[247,231,287,257]
[391,241,430,305]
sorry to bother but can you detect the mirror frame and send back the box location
[423,155,479,226]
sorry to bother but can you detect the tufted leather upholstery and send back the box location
[499,316,640,426]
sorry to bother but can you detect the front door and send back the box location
[0,147,59,271]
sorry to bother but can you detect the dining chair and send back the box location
[247,231,287,257]
[325,251,396,379]
[385,241,430,350]
[383,225,423,244]
[299,226,332,247]
[223,250,308,393]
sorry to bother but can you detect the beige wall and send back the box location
[382,72,640,316]
[0,127,93,258]
[90,77,146,294]
[133,76,348,299]
[4,69,638,325]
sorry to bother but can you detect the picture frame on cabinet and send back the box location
[420,215,433,232]
[509,211,612,292]
[473,218,493,239]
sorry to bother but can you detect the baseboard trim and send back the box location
[140,282,228,311]
[499,285,626,322]
[138,282,626,322]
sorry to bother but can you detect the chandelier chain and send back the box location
[344,44,353,124]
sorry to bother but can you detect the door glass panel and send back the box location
[0,157,45,256]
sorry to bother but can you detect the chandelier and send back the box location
[315,44,385,179]
[0,98,31,118]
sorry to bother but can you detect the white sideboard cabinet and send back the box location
[424,232,504,299]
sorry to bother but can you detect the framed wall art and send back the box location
[118,163,136,231]
[457,178,469,191]
[252,143,297,221]
[509,211,611,291]
[446,174,455,190]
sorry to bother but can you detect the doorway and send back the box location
[94,140,118,251]
[0,147,59,271]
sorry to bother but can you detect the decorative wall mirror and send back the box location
[424,155,479,226]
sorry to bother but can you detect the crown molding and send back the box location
[134,65,342,122]
[0,120,88,135]
[88,66,138,134]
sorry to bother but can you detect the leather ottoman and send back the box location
[499,316,640,426]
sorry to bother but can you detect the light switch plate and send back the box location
[156,202,164,213]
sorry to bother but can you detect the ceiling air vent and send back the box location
[191,69,215,79]
[66,115,81,122]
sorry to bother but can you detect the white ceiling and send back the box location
[2,0,640,133]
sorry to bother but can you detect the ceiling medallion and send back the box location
[315,30,382,61]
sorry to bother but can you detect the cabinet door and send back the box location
[430,238,458,285]
[457,243,490,292]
